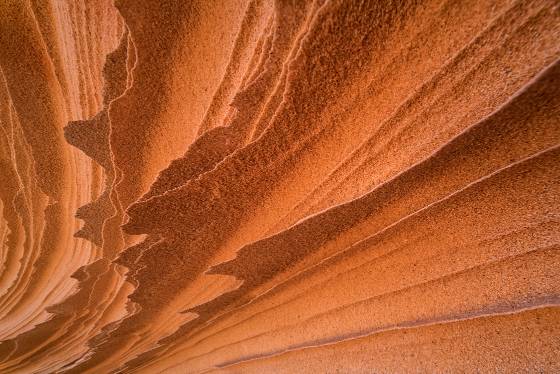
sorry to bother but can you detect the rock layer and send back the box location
[0,0,559,373]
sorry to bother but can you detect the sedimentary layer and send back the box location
[0,0,559,372]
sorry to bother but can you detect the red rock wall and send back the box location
[0,0,559,372]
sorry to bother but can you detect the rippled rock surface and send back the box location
[0,0,559,372]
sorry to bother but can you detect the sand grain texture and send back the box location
[0,0,559,373]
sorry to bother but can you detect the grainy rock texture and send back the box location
[0,0,559,372]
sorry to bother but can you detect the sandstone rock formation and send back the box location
[0,0,559,372]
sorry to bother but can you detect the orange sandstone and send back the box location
[0,0,559,373]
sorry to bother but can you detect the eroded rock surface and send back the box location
[0,0,559,372]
